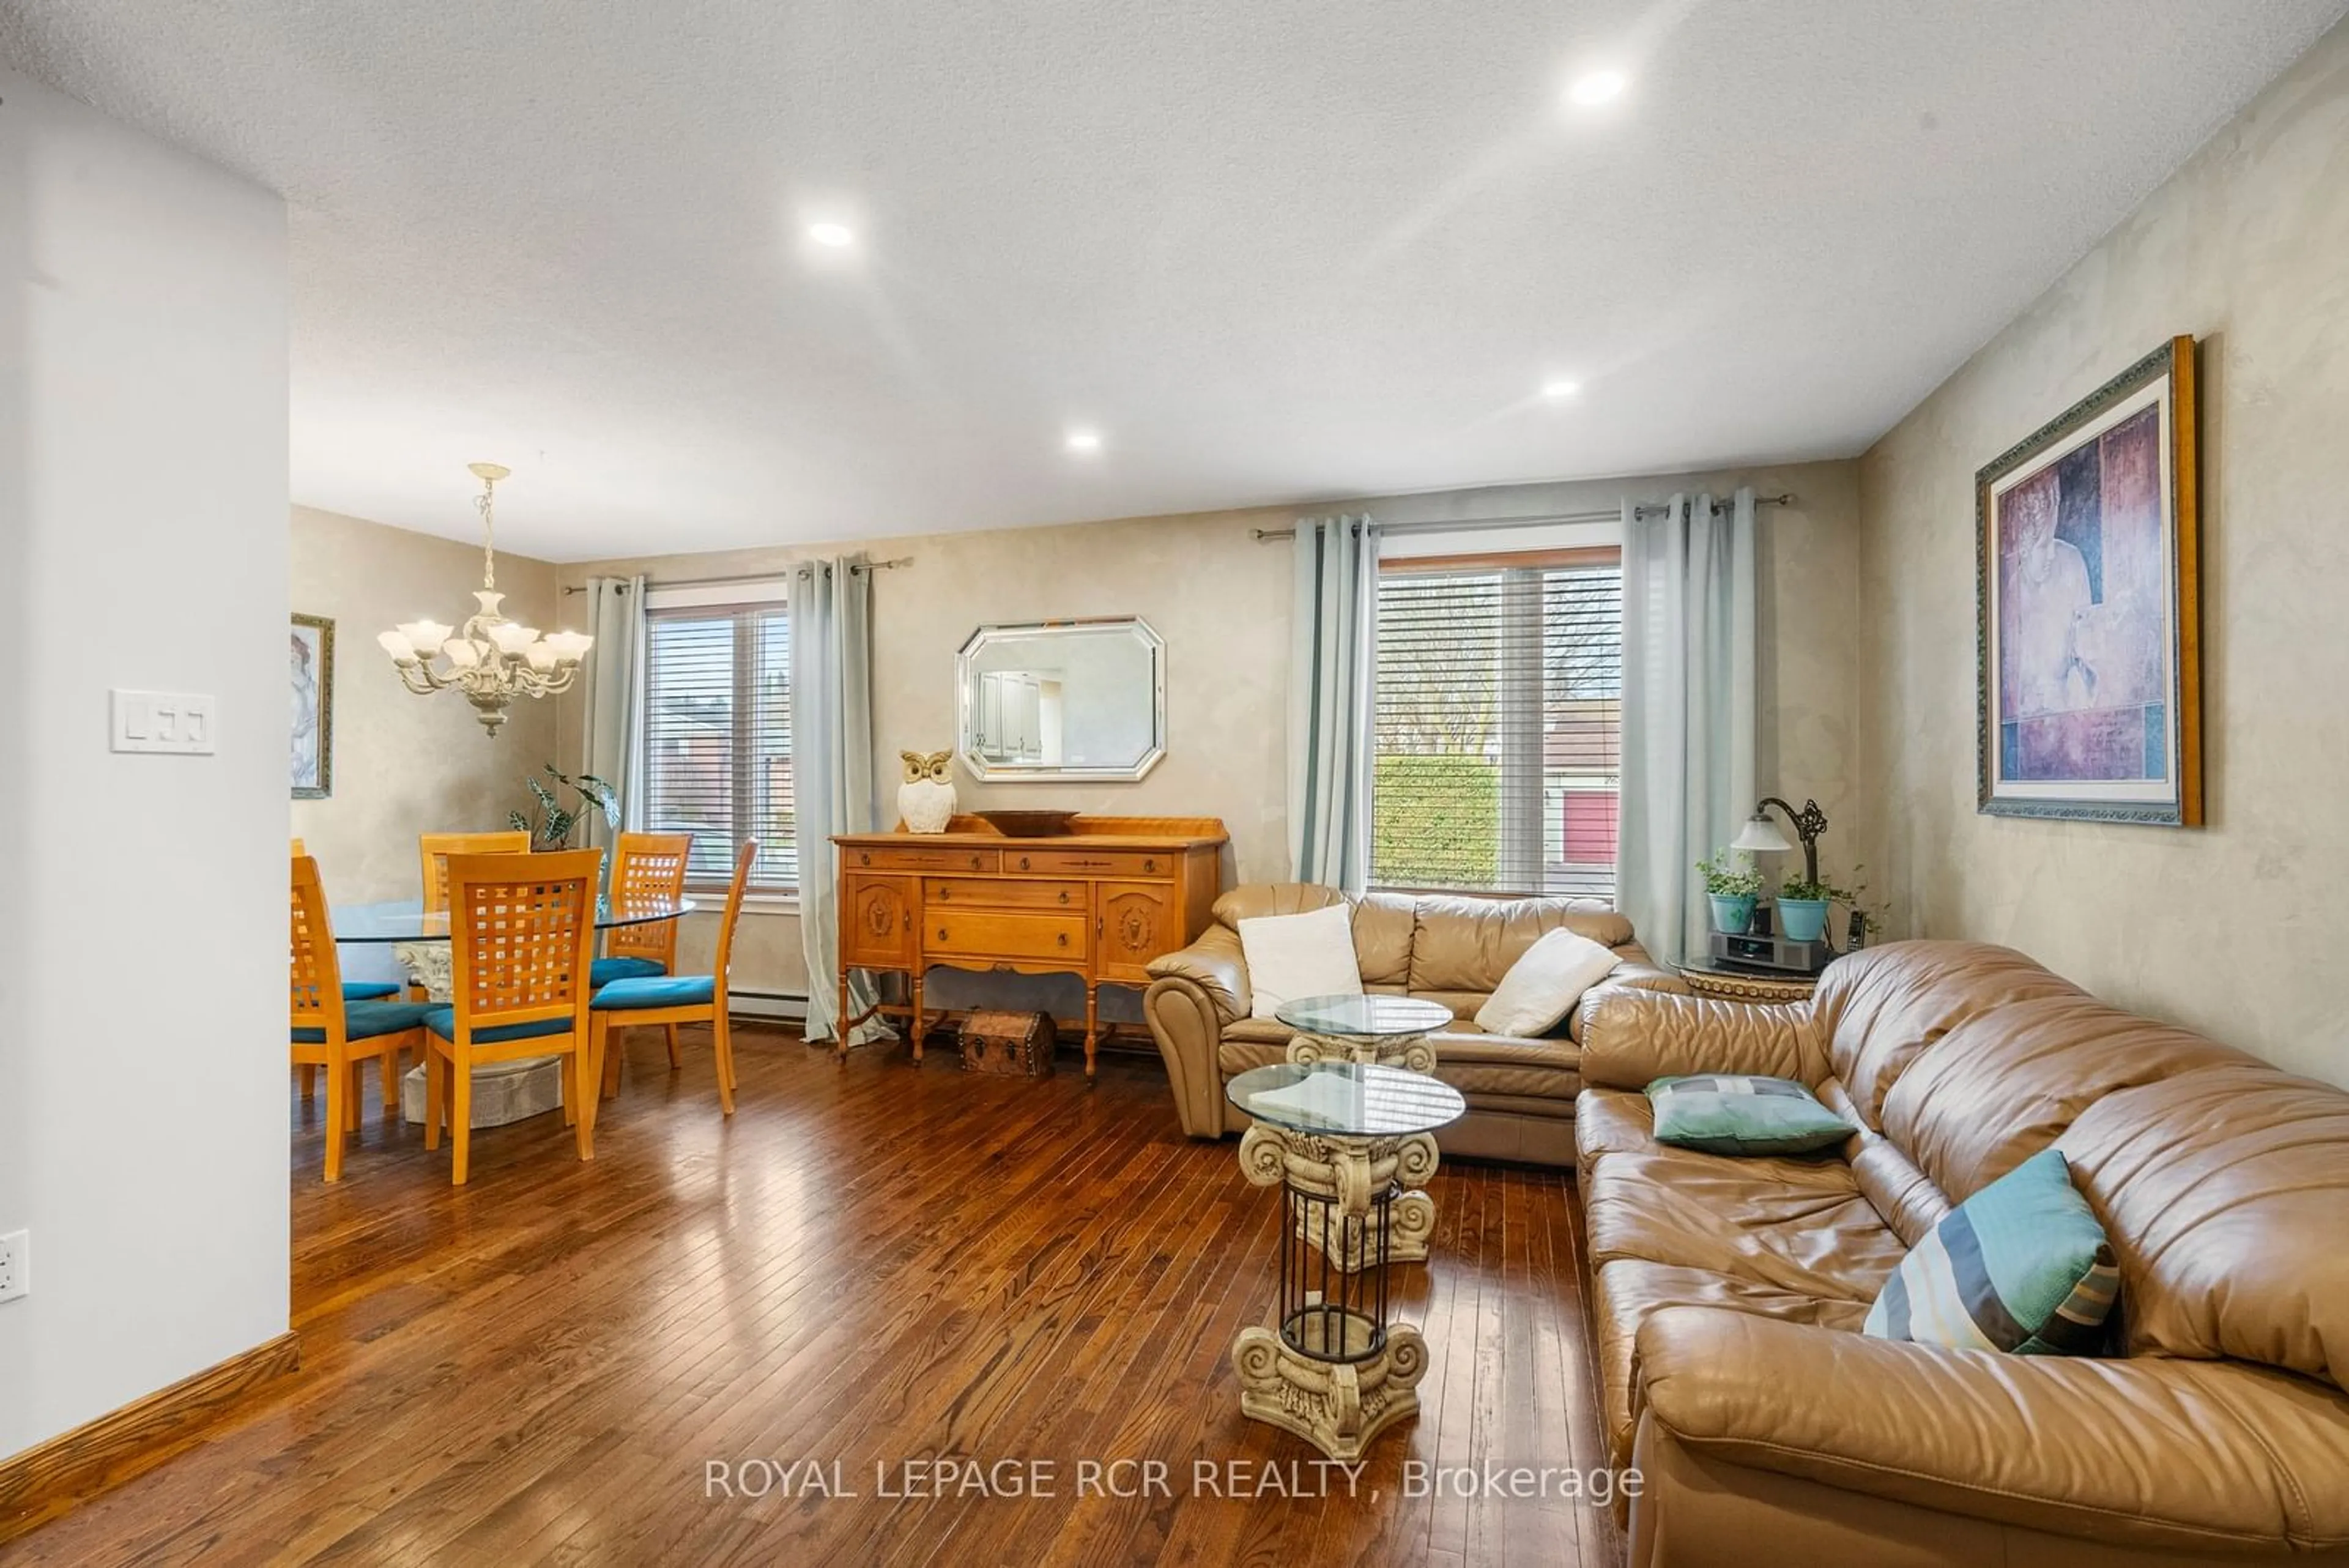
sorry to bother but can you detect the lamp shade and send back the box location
[1731,813,1795,854]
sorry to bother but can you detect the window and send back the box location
[1371,549,1622,898]
[639,587,796,892]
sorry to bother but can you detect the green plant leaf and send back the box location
[507,810,532,834]
[527,775,558,813]
[543,808,576,847]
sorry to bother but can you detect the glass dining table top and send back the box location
[1226,1061,1467,1139]
[1273,992,1454,1038]
[330,897,696,944]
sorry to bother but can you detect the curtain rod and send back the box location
[1249,493,1793,542]
[561,557,911,594]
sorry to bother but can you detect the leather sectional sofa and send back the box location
[1576,939,2349,1565]
[1143,882,1683,1165]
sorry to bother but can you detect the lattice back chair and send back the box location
[289,838,405,1019]
[291,855,429,1181]
[593,841,757,1115]
[593,831,694,991]
[418,830,533,913]
[421,849,602,1184]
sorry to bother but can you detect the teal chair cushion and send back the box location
[294,999,431,1044]
[592,975,715,1011]
[590,956,667,988]
[423,1006,580,1044]
[342,981,403,1002]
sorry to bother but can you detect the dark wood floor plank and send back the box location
[2,1024,1620,1568]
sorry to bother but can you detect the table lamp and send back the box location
[1732,796,1830,888]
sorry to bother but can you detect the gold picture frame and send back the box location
[292,612,335,800]
[1975,335,2201,825]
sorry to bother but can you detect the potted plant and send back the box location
[1776,866,1872,946]
[510,763,621,850]
[1697,849,1764,935]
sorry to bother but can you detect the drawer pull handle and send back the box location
[1019,856,1031,871]
[1058,890,1070,904]
[938,928,949,941]
[1143,858,1157,872]
[1057,933,1069,947]
[937,886,949,900]
[859,852,871,866]
[968,855,982,869]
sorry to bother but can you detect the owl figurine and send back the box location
[897,749,957,834]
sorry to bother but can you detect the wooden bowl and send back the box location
[974,809,1081,838]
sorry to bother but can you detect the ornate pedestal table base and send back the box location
[1275,995,1455,1270]
[392,940,566,1130]
[1224,1061,1466,1463]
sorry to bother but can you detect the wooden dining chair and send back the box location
[593,831,694,1062]
[592,841,755,1115]
[421,849,601,1185]
[291,855,431,1181]
[412,830,533,1002]
[418,830,533,913]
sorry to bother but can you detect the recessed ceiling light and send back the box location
[1567,70,1628,107]
[1064,428,1104,454]
[1543,379,1583,399]
[807,221,855,248]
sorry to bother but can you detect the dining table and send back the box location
[332,894,696,1129]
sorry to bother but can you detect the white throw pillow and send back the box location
[1474,927,1621,1038]
[1238,904,1364,1020]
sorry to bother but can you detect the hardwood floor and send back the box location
[5,1024,1624,1567]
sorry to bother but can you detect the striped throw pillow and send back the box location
[1646,1074,1855,1156]
[1864,1148,2119,1355]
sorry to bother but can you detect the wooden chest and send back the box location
[960,1009,1056,1077]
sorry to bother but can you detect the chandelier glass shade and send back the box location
[376,463,590,735]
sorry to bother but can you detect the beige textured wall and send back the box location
[1857,21,2349,1083]
[559,460,1863,1002]
[290,505,561,902]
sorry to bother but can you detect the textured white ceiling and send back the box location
[6,1,2343,560]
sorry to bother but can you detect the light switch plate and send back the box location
[111,689,217,754]
[0,1230,25,1305]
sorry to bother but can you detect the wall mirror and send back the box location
[956,618,1167,782]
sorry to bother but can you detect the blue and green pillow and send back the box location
[1865,1148,2119,1356]
[1646,1074,1855,1156]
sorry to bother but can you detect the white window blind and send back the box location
[640,596,797,891]
[1371,551,1622,899]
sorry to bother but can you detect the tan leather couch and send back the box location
[1143,883,1682,1165]
[1576,939,2349,1566]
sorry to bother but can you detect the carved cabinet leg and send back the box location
[910,970,926,1065]
[1083,984,1099,1080]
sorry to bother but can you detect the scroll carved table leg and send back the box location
[1240,1124,1441,1270]
[1279,1031,1443,1260]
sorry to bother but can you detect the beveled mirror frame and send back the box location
[955,617,1167,783]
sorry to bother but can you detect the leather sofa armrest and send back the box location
[1565,956,1688,1041]
[1575,989,1823,1088]
[1145,926,1250,1022]
[1144,926,1249,1140]
[1635,1307,2349,1555]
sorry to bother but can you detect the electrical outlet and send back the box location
[0,1230,24,1304]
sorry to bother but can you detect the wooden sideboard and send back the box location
[833,815,1228,1077]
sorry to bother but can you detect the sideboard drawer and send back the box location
[1002,847,1176,879]
[927,877,1085,912]
[848,845,1000,874]
[928,911,1088,963]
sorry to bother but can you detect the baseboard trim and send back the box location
[0,1329,302,1545]
[730,989,807,1022]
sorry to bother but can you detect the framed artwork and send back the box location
[291,612,334,800]
[1976,335,2201,825]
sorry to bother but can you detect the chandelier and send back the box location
[375,463,592,736]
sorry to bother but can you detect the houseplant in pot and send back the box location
[1775,867,1869,945]
[1697,849,1764,935]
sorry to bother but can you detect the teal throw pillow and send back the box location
[1864,1148,2119,1356]
[1646,1074,1855,1156]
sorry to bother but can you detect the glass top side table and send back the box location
[1274,991,1453,1074]
[1225,1062,1466,1462]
